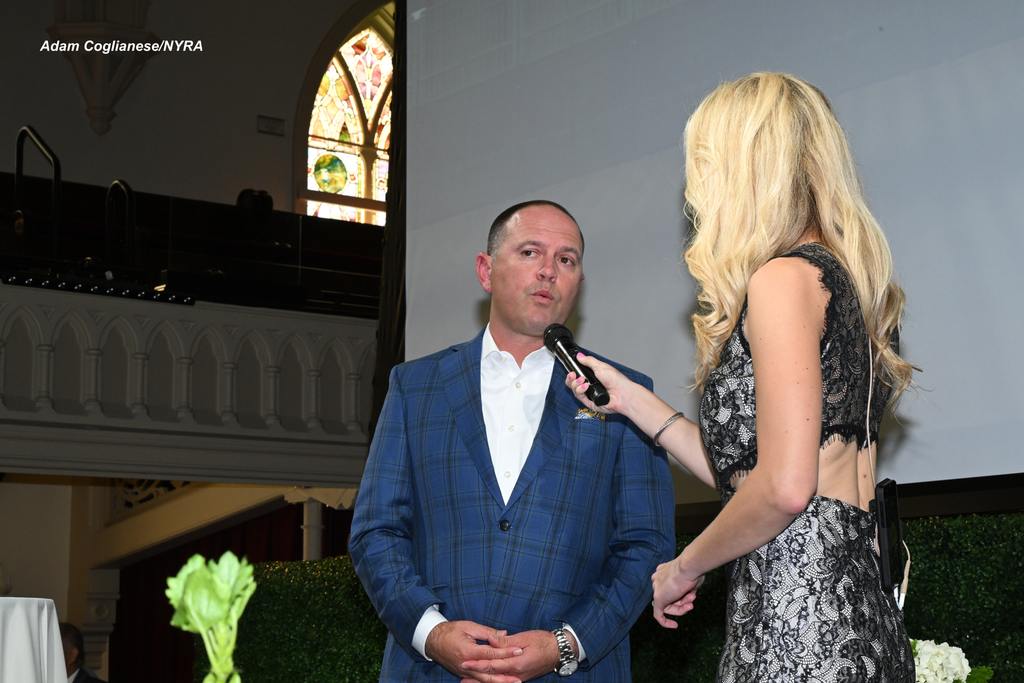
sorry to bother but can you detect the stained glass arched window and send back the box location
[303,15,393,226]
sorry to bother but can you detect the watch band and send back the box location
[552,627,578,676]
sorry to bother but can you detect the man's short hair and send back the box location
[486,200,584,255]
[59,622,84,668]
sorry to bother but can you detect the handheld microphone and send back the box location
[543,324,610,406]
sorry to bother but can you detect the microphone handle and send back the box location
[556,340,610,407]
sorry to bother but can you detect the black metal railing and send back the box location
[105,178,137,269]
[14,125,61,260]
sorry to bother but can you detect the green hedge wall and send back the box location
[217,557,388,682]
[899,515,1024,680]
[198,513,1022,681]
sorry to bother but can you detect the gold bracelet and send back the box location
[652,411,685,448]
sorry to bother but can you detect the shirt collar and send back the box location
[481,324,554,370]
[481,324,502,360]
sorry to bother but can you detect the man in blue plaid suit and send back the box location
[349,201,675,682]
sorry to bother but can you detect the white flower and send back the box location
[913,639,972,683]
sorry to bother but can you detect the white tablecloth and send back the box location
[0,597,66,683]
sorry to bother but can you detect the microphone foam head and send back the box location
[543,323,573,351]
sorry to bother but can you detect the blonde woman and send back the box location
[567,73,915,680]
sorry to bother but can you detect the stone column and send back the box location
[344,371,362,433]
[0,340,6,409]
[83,568,120,679]
[302,499,324,561]
[34,343,55,410]
[175,356,194,421]
[220,361,238,426]
[83,347,103,414]
[304,368,322,430]
[130,352,148,416]
[264,365,280,427]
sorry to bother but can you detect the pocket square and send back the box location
[575,407,606,421]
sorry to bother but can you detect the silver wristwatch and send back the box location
[552,627,578,676]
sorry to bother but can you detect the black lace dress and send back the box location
[698,244,914,682]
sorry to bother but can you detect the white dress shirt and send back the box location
[480,325,555,504]
[411,326,587,662]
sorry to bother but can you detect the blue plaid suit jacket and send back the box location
[349,331,676,681]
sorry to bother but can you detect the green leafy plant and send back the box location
[968,667,996,683]
[167,551,256,683]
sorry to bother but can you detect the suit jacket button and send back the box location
[499,519,511,532]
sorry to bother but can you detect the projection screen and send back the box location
[406,0,1024,499]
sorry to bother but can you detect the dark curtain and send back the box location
[370,0,407,438]
[322,505,355,557]
[107,502,303,683]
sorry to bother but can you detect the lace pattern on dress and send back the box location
[717,496,915,682]
[698,243,896,494]
[697,243,913,682]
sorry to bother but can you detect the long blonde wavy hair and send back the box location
[684,72,914,398]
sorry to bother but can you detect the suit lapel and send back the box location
[503,360,576,511]
[440,331,505,507]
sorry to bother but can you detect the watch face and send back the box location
[558,661,579,676]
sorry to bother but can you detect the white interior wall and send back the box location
[0,477,72,616]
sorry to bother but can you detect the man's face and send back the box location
[476,205,584,343]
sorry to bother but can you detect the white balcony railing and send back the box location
[0,282,377,486]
